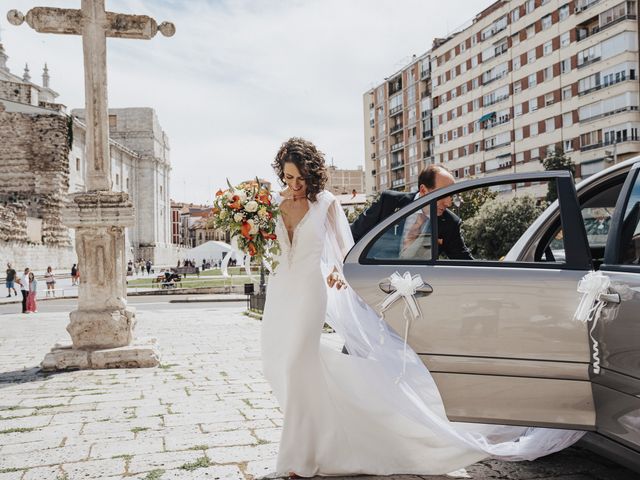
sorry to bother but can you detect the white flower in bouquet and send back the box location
[247,219,259,235]
[257,207,268,219]
[233,212,245,223]
[244,200,259,213]
[234,189,247,203]
[219,209,228,220]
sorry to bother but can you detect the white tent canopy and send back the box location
[179,241,240,264]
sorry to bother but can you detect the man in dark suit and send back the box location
[350,165,473,260]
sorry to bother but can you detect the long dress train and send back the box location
[261,190,583,477]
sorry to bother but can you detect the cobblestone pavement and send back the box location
[0,307,637,480]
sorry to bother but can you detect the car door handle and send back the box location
[378,281,433,296]
[598,292,621,304]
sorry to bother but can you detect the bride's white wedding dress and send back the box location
[261,190,583,477]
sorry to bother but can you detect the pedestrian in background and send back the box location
[26,272,37,313]
[44,266,56,297]
[16,267,30,314]
[71,264,78,286]
[5,263,17,297]
[146,260,151,275]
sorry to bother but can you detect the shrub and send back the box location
[463,195,544,260]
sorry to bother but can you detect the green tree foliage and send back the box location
[344,194,379,223]
[454,187,498,222]
[541,148,576,203]
[463,195,544,260]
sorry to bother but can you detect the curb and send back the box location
[169,296,246,303]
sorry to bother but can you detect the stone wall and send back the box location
[0,203,27,242]
[0,242,76,273]
[0,80,32,104]
[0,109,71,247]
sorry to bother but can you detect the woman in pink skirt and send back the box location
[26,272,38,313]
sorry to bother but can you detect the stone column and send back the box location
[42,192,159,370]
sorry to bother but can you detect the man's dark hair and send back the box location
[418,165,451,190]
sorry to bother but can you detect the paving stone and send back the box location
[61,458,126,478]
[205,443,279,464]
[21,465,64,480]
[0,414,53,430]
[0,471,23,480]
[89,437,165,460]
[159,464,245,480]
[164,429,256,451]
[0,444,90,469]
[127,450,204,474]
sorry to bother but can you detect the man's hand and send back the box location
[327,268,347,290]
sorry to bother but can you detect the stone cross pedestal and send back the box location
[7,1,175,370]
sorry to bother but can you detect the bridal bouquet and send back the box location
[212,179,281,269]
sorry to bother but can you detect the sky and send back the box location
[2,0,493,204]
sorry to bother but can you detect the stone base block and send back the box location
[41,337,160,371]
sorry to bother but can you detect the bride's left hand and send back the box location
[327,269,347,290]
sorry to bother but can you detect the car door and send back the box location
[344,171,596,430]
[595,162,640,450]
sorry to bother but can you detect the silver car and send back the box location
[344,157,640,471]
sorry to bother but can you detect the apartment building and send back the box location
[365,0,640,193]
[364,52,436,194]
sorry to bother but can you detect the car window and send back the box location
[619,170,640,265]
[539,177,625,267]
[365,179,565,264]
[365,202,433,262]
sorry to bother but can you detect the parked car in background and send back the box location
[344,157,640,471]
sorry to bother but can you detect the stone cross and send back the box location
[7,1,175,371]
[8,1,175,191]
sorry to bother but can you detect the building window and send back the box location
[564,139,573,152]
[545,93,554,106]
[560,32,570,48]
[76,158,80,171]
[541,15,552,30]
[115,173,120,185]
[543,41,553,56]
[563,112,573,127]
[546,118,555,132]
[514,81,522,94]
[531,122,539,136]
[526,0,535,13]
[559,4,570,21]
[529,98,538,112]
[160,185,163,195]
[526,25,535,39]
[513,56,521,70]
[109,115,117,128]
[515,103,523,116]
[528,49,536,64]
[562,86,572,100]
[561,58,570,74]
[543,66,553,81]
[126,178,129,190]
[528,73,537,88]
[515,128,524,141]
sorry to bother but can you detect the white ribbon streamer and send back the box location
[378,271,425,382]
[574,271,611,374]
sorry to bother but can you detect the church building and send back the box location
[0,38,177,269]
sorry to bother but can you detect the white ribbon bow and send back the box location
[574,271,612,374]
[379,271,425,382]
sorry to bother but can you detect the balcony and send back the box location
[390,105,403,116]
[370,152,376,159]
[391,160,405,170]
[580,135,640,151]
[485,140,511,152]
[390,141,405,152]
[577,55,602,69]
[420,90,431,99]
[389,123,404,135]
[391,178,406,188]
[484,116,510,130]
[576,0,601,13]
[422,129,433,139]
[388,76,403,95]
[579,72,635,96]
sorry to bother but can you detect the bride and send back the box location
[261,137,584,477]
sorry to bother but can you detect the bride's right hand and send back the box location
[327,269,346,290]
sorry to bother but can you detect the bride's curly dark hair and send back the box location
[272,137,328,202]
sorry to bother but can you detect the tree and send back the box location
[344,194,379,223]
[454,187,498,222]
[541,147,575,203]
[463,195,544,260]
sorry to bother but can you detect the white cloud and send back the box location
[2,0,492,204]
